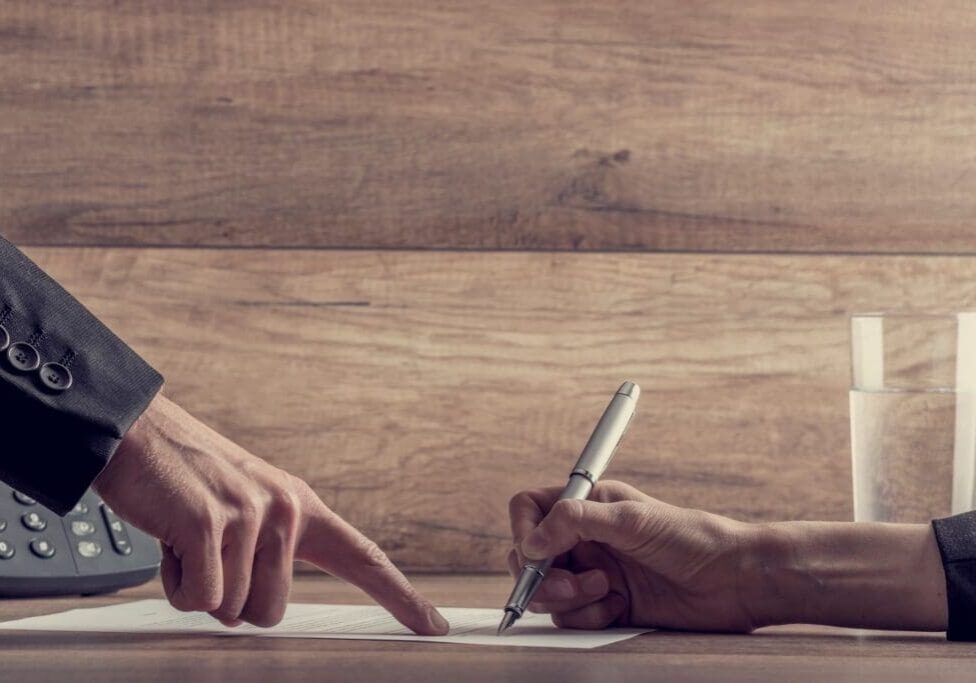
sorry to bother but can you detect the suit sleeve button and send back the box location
[6,342,40,372]
[0,326,8,352]
[39,362,73,392]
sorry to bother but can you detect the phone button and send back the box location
[70,520,96,537]
[77,541,102,559]
[21,511,46,531]
[70,502,89,516]
[100,504,133,556]
[30,539,55,559]
[0,540,13,560]
[12,491,36,506]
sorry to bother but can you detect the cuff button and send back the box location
[7,342,40,373]
[39,362,73,392]
[0,326,8,352]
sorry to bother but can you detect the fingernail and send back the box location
[549,579,575,599]
[428,607,449,634]
[522,530,548,556]
[581,572,608,596]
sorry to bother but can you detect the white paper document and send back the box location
[0,599,649,649]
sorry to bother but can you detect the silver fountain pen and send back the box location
[497,381,640,634]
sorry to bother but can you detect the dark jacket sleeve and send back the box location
[0,235,163,515]
[932,511,976,640]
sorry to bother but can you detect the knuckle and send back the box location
[267,484,302,538]
[507,490,532,516]
[614,501,649,534]
[357,539,390,569]
[405,593,429,618]
[615,500,643,520]
[232,498,261,529]
[683,505,707,523]
[277,486,303,520]
[596,480,652,504]
[679,507,713,535]
[550,498,584,526]
[192,505,223,539]
[593,480,623,502]
[289,476,317,505]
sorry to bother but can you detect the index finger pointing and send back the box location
[297,504,449,636]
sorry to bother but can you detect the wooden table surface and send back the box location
[0,574,971,682]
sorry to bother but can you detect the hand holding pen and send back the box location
[498,382,640,633]
[503,383,951,636]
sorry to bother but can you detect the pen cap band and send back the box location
[504,564,547,616]
[571,389,638,483]
[561,472,595,499]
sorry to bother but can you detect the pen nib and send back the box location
[497,610,518,635]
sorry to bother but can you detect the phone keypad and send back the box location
[0,484,160,596]
[0,489,141,566]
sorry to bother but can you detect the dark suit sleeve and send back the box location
[933,511,976,640]
[0,235,163,515]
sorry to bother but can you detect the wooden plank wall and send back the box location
[3,2,976,570]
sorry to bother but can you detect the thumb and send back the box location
[520,499,648,560]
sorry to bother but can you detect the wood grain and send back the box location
[3,1,976,251]
[0,575,972,683]
[21,247,976,571]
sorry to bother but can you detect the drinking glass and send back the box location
[850,312,976,523]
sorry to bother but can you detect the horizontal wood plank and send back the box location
[18,247,976,571]
[3,2,976,251]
